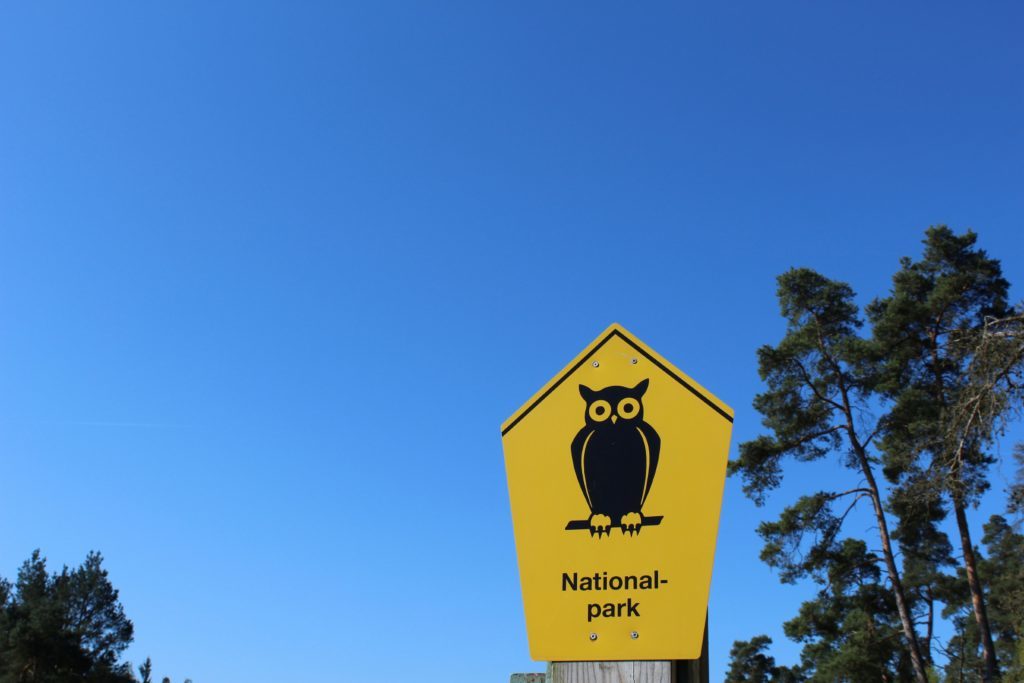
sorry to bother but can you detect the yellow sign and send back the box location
[501,324,733,661]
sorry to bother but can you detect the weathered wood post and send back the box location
[502,325,731,683]
[547,660,672,683]
[545,616,707,683]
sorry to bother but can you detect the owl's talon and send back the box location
[620,512,643,537]
[589,514,612,538]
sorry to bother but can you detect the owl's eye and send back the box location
[617,397,640,419]
[589,400,612,422]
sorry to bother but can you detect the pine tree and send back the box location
[938,514,1024,680]
[0,550,135,683]
[978,515,1024,677]
[725,636,804,682]
[1009,444,1024,519]
[868,226,1018,680]
[730,268,930,682]
[138,658,153,683]
[887,480,954,668]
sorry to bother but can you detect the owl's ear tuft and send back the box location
[633,379,650,396]
[579,384,596,401]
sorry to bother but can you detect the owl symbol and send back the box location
[570,379,661,537]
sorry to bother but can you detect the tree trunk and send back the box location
[928,329,1001,681]
[924,586,934,667]
[832,363,930,683]
[855,446,931,683]
[954,499,999,682]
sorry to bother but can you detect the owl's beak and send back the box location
[611,415,618,424]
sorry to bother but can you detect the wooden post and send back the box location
[547,661,672,683]
[545,616,708,683]
[511,675,548,683]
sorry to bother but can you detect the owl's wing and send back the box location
[639,421,661,507]
[570,427,593,511]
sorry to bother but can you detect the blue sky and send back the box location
[1,2,1022,681]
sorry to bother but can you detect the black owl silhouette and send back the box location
[569,379,661,537]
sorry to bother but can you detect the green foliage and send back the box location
[731,228,1023,681]
[138,658,153,683]
[731,266,931,679]
[0,550,135,683]
[868,226,1022,681]
[937,514,1024,680]
[725,636,805,682]
[0,552,193,683]
[729,268,867,506]
[869,225,1010,506]
[979,516,1023,677]
[1009,444,1024,520]
[756,493,847,585]
[887,476,955,667]
[887,478,954,580]
[781,539,915,681]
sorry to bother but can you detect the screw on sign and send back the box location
[501,324,733,663]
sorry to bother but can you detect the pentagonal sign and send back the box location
[501,323,733,661]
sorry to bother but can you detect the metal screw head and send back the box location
[592,361,600,368]
[631,358,638,365]
[589,632,598,641]
[630,631,639,639]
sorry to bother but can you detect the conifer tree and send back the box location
[938,513,1024,680]
[886,480,954,667]
[0,551,135,683]
[979,515,1024,676]
[777,538,915,681]
[730,268,930,682]
[868,226,1019,680]
[1009,444,1024,519]
[138,658,153,683]
[725,636,804,682]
